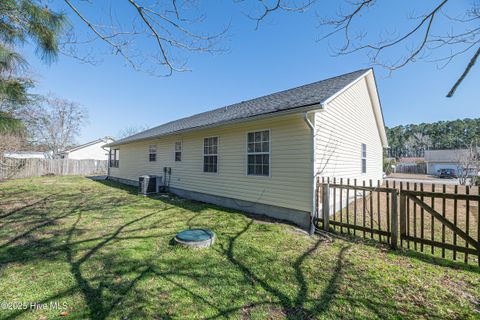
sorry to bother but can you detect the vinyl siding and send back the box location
[109,113,313,212]
[67,140,112,160]
[314,77,384,182]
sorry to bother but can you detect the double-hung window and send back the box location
[247,130,270,176]
[149,145,157,162]
[361,143,367,173]
[175,141,182,162]
[203,137,218,173]
[109,149,119,168]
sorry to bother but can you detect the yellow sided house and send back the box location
[106,69,388,231]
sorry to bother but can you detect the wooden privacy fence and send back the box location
[394,163,427,174]
[316,177,480,265]
[0,158,108,180]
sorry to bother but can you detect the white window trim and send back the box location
[149,144,157,162]
[361,143,367,174]
[246,129,271,177]
[110,149,120,168]
[174,141,182,162]
[203,136,219,174]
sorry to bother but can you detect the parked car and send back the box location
[438,168,457,179]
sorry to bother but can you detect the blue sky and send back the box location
[24,0,479,143]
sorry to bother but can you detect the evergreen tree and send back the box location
[0,0,65,121]
[386,118,480,158]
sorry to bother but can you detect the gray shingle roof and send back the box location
[110,69,370,146]
[424,149,478,162]
[63,136,114,153]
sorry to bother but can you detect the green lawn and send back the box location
[0,176,479,320]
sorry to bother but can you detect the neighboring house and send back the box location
[57,137,114,160]
[3,151,52,159]
[425,149,478,176]
[106,69,388,230]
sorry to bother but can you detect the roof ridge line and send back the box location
[110,69,372,146]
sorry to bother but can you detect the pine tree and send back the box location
[0,0,65,115]
[386,118,480,158]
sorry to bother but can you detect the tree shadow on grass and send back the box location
[390,246,480,273]
[206,219,351,319]
[94,179,139,195]
[81,179,475,318]
[1,201,180,319]
[0,179,187,319]
[326,230,480,273]
[0,193,60,219]
[1,178,475,319]
[63,210,159,319]
[94,179,310,231]
[0,179,345,319]
[209,218,460,319]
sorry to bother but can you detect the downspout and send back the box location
[102,140,111,178]
[303,111,317,235]
[106,148,111,178]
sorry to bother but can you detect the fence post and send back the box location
[399,192,407,243]
[322,183,330,231]
[390,189,398,249]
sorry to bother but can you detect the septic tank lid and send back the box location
[174,228,215,248]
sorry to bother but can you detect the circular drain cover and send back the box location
[174,228,215,248]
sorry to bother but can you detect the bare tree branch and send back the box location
[0,133,27,180]
[316,0,480,96]
[254,0,316,29]
[322,1,448,66]
[455,140,480,186]
[49,0,480,96]
[447,46,480,97]
[64,0,140,71]
[127,0,178,75]
[23,95,88,154]
[117,125,150,139]
[62,0,227,76]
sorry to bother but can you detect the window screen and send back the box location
[247,130,270,176]
[149,145,157,162]
[175,142,182,162]
[203,137,218,173]
[361,143,367,173]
